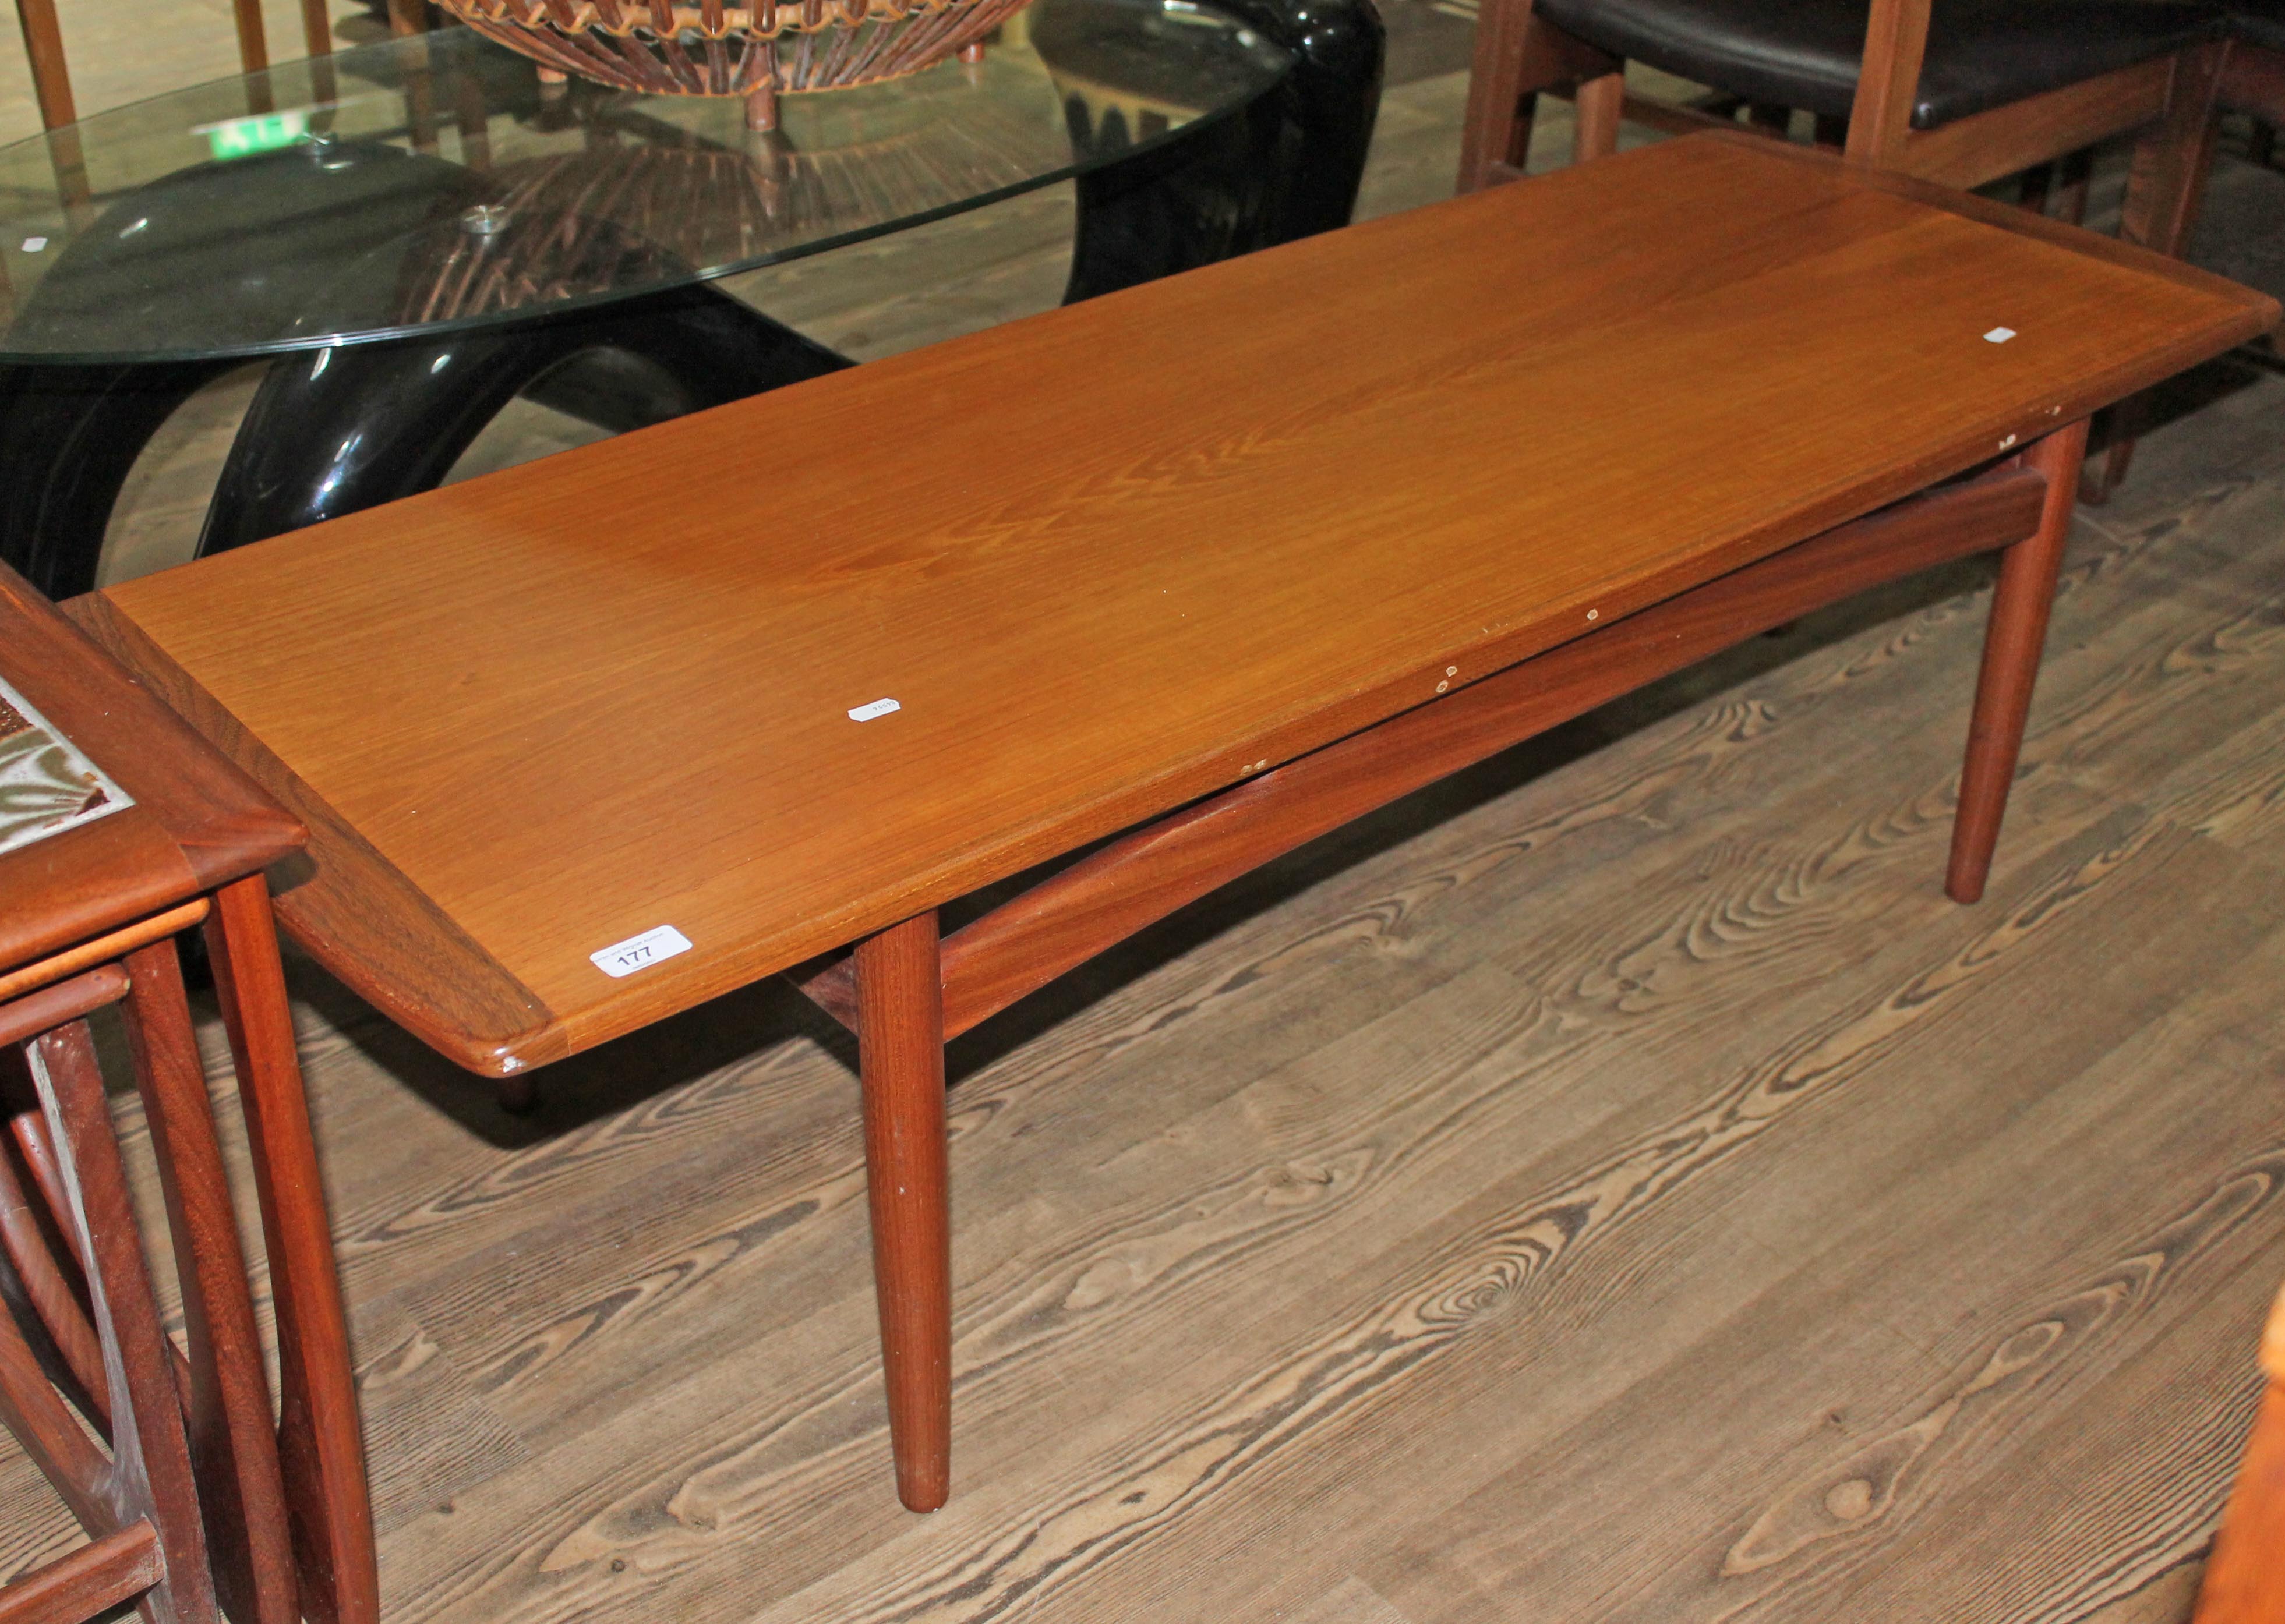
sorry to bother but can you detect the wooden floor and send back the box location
[6,20,2285,1623]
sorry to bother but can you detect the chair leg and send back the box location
[853,911,952,1513]
[1946,418,2090,904]
[1574,70,1624,162]
[2087,44,2224,503]
[1457,0,1542,190]
[226,0,269,77]
[11,0,75,130]
[204,877,377,1624]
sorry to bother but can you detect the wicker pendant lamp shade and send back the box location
[438,0,1035,128]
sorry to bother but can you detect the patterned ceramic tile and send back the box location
[0,675,132,858]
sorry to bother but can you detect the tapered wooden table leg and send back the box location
[854,911,951,1513]
[204,876,378,1624]
[2192,1285,2285,1623]
[1947,416,2091,904]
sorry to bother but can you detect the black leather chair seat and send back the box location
[1534,0,2224,129]
[2228,1,2285,54]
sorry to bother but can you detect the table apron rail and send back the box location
[796,461,2050,1038]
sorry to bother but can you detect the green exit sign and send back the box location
[200,109,310,160]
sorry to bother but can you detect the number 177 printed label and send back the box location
[590,925,693,978]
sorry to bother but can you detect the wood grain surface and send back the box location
[910,466,2048,1039]
[7,313,2284,1620]
[65,596,556,1081]
[10,74,2285,1624]
[91,133,2273,1076]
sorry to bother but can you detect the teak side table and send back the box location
[74,133,2277,1512]
[0,564,376,1624]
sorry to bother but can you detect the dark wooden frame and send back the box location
[780,422,2085,1510]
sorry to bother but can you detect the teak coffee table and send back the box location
[72,132,2274,1515]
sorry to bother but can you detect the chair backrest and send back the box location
[2191,1283,2285,1622]
[10,0,333,131]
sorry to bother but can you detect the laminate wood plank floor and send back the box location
[6,38,2285,1624]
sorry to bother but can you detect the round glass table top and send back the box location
[0,0,1288,365]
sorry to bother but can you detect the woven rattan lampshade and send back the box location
[439,0,1035,129]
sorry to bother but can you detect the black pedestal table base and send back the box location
[0,359,240,599]
[199,285,853,555]
[0,288,849,597]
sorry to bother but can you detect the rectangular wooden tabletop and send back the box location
[75,133,2275,1076]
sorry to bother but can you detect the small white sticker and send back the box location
[1984,327,2016,344]
[847,697,901,722]
[20,236,45,252]
[589,925,692,978]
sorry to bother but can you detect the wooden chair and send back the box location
[1457,0,2229,496]
[2192,1282,2285,1622]
[11,0,333,131]
[0,561,376,1624]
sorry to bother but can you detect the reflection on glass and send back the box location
[0,0,1287,362]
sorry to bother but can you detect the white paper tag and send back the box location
[847,697,901,722]
[20,236,45,252]
[1983,327,2016,344]
[589,925,692,978]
